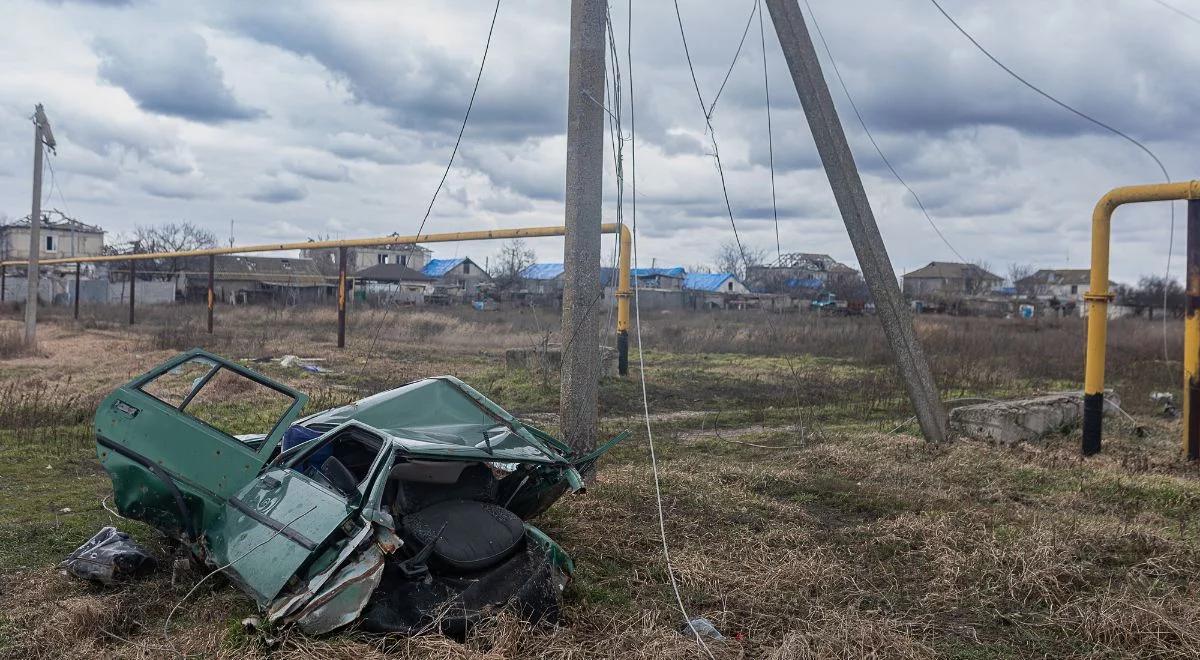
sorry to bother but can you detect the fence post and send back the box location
[207,254,215,334]
[128,259,136,325]
[337,246,347,348]
[73,262,80,320]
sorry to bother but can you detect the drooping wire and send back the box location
[626,3,714,656]
[706,0,760,120]
[1148,0,1200,25]
[355,0,502,376]
[804,0,968,264]
[927,0,1176,366]
[415,0,502,237]
[671,0,751,274]
[757,0,782,263]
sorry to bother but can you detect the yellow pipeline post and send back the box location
[613,223,632,375]
[0,223,635,373]
[337,246,347,349]
[1083,181,1200,456]
[1186,200,1200,460]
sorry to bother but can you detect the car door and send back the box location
[208,424,394,606]
[95,350,308,536]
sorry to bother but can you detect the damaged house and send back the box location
[176,255,331,305]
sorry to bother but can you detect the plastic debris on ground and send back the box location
[1150,391,1178,418]
[680,617,725,640]
[280,354,329,373]
[60,526,157,585]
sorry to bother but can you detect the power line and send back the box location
[670,0,751,271]
[707,0,760,119]
[356,0,502,376]
[927,0,1170,184]
[927,0,1176,366]
[415,0,502,237]
[804,0,968,264]
[1148,0,1200,25]
[757,0,781,263]
[626,4,712,655]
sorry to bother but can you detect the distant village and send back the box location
[0,213,1172,319]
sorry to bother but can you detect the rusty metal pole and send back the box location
[73,262,80,320]
[207,254,215,334]
[337,246,347,348]
[128,259,136,325]
[1186,200,1200,460]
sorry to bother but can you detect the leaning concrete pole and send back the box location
[560,0,607,453]
[765,0,948,442]
[25,105,54,346]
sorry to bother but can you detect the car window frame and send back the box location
[279,422,391,505]
[133,351,305,459]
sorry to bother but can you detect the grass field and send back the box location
[1,302,1199,659]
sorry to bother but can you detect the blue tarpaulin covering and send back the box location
[683,273,736,292]
[422,258,465,278]
[519,263,566,280]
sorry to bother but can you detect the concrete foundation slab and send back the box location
[950,391,1120,445]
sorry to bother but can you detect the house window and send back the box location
[378,254,388,264]
[463,262,471,275]
[45,235,55,252]
[727,281,733,291]
[399,254,407,266]
[1070,285,1078,294]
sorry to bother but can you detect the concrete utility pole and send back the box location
[765,0,948,442]
[560,0,607,453]
[25,104,55,346]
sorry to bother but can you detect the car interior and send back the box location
[293,428,528,577]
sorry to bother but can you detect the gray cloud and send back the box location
[0,0,1195,284]
[226,3,564,141]
[282,156,349,182]
[93,31,264,124]
[249,176,307,203]
[141,175,205,200]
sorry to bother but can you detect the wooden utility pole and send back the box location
[25,104,55,346]
[765,0,948,442]
[560,0,607,453]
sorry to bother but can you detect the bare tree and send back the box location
[493,238,536,292]
[1009,263,1045,297]
[133,221,218,280]
[965,260,999,295]
[714,239,766,280]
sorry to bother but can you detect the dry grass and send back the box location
[0,304,1198,658]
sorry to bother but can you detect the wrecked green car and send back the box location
[94,349,626,634]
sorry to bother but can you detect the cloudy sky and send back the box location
[2,0,1198,283]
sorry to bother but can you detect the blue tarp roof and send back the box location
[684,273,736,292]
[786,277,823,290]
[422,258,465,278]
[631,266,686,278]
[520,263,565,280]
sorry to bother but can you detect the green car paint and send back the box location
[96,349,308,544]
[94,350,630,633]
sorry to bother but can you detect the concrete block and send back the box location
[505,345,617,378]
[949,391,1120,446]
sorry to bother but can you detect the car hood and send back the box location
[296,376,569,465]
